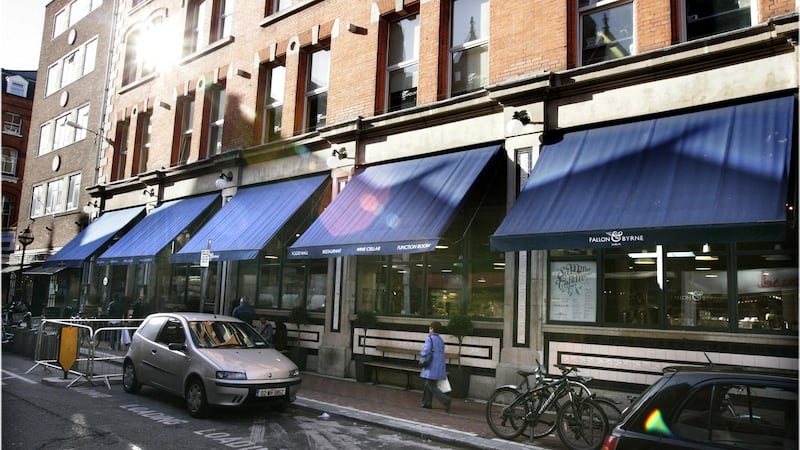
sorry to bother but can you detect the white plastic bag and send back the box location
[437,377,452,393]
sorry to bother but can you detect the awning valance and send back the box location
[44,206,145,268]
[97,194,218,265]
[172,175,328,263]
[491,96,795,251]
[289,144,501,258]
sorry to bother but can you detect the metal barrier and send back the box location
[25,318,143,389]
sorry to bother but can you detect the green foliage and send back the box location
[447,313,474,344]
[353,310,378,330]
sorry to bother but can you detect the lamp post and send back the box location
[16,226,34,299]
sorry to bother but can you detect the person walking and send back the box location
[419,321,451,412]
[232,296,255,324]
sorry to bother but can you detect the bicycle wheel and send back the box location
[486,387,528,440]
[592,397,622,427]
[556,398,609,450]
[528,388,558,438]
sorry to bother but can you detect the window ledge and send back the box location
[119,73,156,95]
[180,36,235,66]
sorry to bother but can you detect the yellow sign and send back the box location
[58,326,79,377]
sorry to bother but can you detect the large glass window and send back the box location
[45,179,64,215]
[549,240,798,334]
[134,110,151,175]
[579,0,634,66]
[304,48,329,132]
[39,122,54,155]
[261,63,285,143]
[387,14,419,112]
[66,173,81,210]
[450,0,489,96]
[113,120,129,181]
[184,0,206,56]
[31,185,45,217]
[211,0,233,42]
[684,0,753,41]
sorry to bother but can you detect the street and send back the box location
[1,352,461,449]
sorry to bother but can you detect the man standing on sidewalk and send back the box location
[419,321,451,412]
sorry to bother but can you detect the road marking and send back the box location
[1,369,38,384]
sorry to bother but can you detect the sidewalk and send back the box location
[295,372,566,450]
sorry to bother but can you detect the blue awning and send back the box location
[97,194,218,265]
[172,175,328,263]
[491,96,795,251]
[289,144,501,258]
[44,207,145,268]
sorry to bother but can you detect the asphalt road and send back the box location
[1,352,464,449]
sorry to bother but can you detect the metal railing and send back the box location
[25,318,143,389]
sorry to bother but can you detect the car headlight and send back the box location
[289,369,300,378]
[216,371,247,380]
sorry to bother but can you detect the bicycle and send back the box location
[486,362,612,450]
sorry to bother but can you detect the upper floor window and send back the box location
[184,0,206,56]
[387,13,419,112]
[39,104,91,155]
[52,0,102,38]
[450,0,489,97]
[683,0,753,41]
[3,112,23,136]
[2,194,15,228]
[270,0,294,14]
[5,75,30,97]
[206,84,226,157]
[211,0,234,42]
[31,185,45,217]
[578,0,634,66]
[31,173,82,218]
[134,110,152,175]
[113,120,130,181]
[1,148,19,176]
[123,30,141,86]
[260,62,285,143]
[44,37,99,95]
[174,95,195,165]
[304,47,330,132]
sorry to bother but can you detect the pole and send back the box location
[199,240,211,313]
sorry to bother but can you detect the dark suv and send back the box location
[601,365,797,450]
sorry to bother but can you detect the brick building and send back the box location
[20,1,799,396]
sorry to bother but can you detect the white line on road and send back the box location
[1,369,38,384]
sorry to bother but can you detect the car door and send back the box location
[147,317,190,395]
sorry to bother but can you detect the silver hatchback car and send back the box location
[122,312,301,417]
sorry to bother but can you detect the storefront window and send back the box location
[602,248,659,325]
[735,242,798,333]
[354,153,505,319]
[257,260,280,308]
[665,244,729,329]
[237,259,258,307]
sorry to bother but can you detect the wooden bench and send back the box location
[364,345,459,389]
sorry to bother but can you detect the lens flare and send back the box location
[644,409,672,436]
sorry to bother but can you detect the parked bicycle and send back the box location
[486,362,615,450]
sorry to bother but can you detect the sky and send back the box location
[1,0,48,71]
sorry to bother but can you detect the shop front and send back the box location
[492,95,798,390]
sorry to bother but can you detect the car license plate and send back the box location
[256,387,285,398]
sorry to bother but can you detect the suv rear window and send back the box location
[673,382,797,449]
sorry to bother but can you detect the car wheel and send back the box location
[186,377,210,418]
[122,360,141,394]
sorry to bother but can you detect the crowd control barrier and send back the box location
[25,318,143,389]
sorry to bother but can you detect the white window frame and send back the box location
[304,48,330,132]
[46,63,61,96]
[177,97,194,164]
[386,13,420,112]
[207,85,226,157]
[31,185,45,218]
[66,173,81,211]
[53,8,68,38]
[449,0,490,97]
[261,64,285,143]
[1,148,18,176]
[39,122,54,156]
[45,179,65,215]
[184,0,207,56]
[213,0,234,42]
[5,75,29,97]
[137,112,152,173]
[3,112,23,136]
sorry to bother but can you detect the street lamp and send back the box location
[16,226,34,297]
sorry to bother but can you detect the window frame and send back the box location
[577,0,635,66]
[385,12,420,113]
[303,46,330,133]
[205,84,226,157]
[3,112,23,136]
[448,0,490,97]
[1,148,19,176]
[174,95,195,165]
[259,62,285,143]
[133,110,152,175]
[679,0,757,42]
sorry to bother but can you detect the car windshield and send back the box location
[188,320,268,349]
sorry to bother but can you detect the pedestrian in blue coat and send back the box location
[420,321,451,412]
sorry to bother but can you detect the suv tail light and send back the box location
[600,434,618,450]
